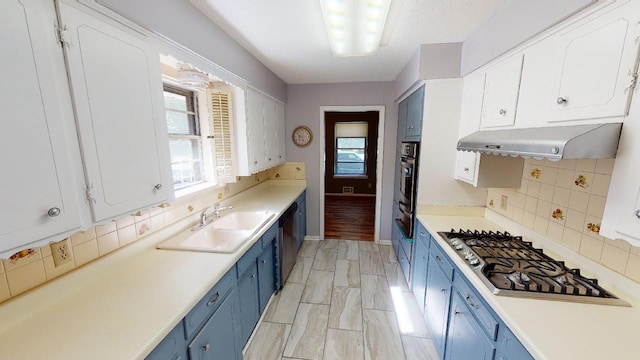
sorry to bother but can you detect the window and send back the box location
[163,85,204,189]
[335,137,366,176]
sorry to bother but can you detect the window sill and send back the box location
[175,182,220,199]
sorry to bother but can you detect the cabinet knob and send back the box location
[279,155,282,159]
[203,344,210,352]
[454,310,462,316]
[206,292,220,306]
[254,160,258,164]
[251,274,256,278]
[557,97,568,105]
[268,158,272,161]
[635,210,640,219]
[47,207,61,217]
[262,259,267,264]
[154,184,162,191]
[435,255,441,262]
[499,109,507,115]
[464,167,469,172]
[440,288,447,293]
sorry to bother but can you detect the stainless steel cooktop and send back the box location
[438,229,630,307]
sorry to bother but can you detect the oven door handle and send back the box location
[398,200,412,213]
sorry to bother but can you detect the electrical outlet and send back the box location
[50,239,72,267]
[500,195,508,210]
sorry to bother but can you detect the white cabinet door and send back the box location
[245,88,266,173]
[480,54,524,129]
[455,74,485,184]
[0,0,84,255]
[61,3,173,222]
[276,102,286,164]
[263,99,278,168]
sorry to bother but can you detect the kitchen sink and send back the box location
[156,211,275,253]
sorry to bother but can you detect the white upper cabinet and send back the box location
[60,3,173,222]
[263,100,279,168]
[480,54,524,129]
[0,0,85,256]
[455,74,485,184]
[518,1,640,127]
[276,103,286,164]
[245,88,267,173]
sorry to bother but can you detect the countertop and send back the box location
[417,209,640,360]
[0,180,306,360]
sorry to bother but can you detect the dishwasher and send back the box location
[278,202,298,289]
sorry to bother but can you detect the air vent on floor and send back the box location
[342,186,354,194]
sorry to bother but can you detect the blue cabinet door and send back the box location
[411,232,429,314]
[496,326,534,360]
[237,261,260,344]
[391,218,402,260]
[405,85,425,141]
[397,98,408,142]
[446,291,496,360]
[424,256,452,359]
[145,322,188,360]
[188,289,240,360]
[258,243,275,313]
[296,193,306,250]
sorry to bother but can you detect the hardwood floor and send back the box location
[324,195,375,241]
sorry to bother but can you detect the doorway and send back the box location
[320,108,384,242]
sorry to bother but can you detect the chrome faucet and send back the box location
[214,203,234,218]
[191,206,210,231]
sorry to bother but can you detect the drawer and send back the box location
[236,238,263,277]
[429,240,454,281]
[184,267,235,340]
[453,275,499,341]
[415,222,430,249]
[262,223,279,249]
[146,322,187,360]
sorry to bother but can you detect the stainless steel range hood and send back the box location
[457,123,622,161]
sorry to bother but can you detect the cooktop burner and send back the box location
[438,229,629,306]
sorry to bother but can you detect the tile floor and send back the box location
[244,239,440,360]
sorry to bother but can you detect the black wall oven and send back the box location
[396,142,419,238]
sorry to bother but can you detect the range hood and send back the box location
[457,123,622,161]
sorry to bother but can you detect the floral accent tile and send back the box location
[489,199,494,207]
[551,208,565,221]
[531,168,541,179]
[587,223,601,234]
[574,174,589,189]
[8,249,36,264]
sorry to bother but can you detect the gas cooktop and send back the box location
[438,229,630,307]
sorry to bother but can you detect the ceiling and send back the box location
[190,0,509,84]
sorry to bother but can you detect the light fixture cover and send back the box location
[320,0,391,57]
[176,65,210,89]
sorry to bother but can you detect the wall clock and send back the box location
[292,126,313,147]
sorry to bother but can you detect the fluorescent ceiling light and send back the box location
[320,0,392,57]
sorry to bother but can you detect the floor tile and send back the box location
[392,290,430,338]
[288,256,314,284]
[402,336,439,360]
[363,309,405,360]
[312,248,338,271]
[324,328,364,360]
[329,287,363,331]
[244,322,291,360]
[319,239,340,250]
[359,241,379,252]
[359,251,385,275]
[361,274,394,311]
[334,259,360,288]
[338,240,360,260]
[301,270,334,304]
[379,245,398,263]
[384,261,410,292]
[283,303,330,360]
[299,240,319,258]
[264,282,305,324]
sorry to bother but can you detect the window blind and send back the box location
[207,89,235,183]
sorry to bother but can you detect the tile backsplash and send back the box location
[487,158,640,283]
[0,162,306,304]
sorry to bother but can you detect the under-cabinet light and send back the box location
[320,0,391,57]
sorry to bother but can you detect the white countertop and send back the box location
[0,180,306,360]
[417,210,640,360]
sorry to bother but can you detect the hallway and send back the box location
[243,239,439,360]
[324,196,376,241]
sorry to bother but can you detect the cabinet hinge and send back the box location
[54,22,70,48]
[630,72,639,94]
[84,184,96,204]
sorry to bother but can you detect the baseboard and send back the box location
[376,239,392,245]
[304,235,321,241]
[325,193,376,197]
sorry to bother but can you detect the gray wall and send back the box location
[286,83,398,240]
[96,0,287,101]
[461,0,595,75]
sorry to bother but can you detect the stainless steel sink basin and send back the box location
[156,211,275,253]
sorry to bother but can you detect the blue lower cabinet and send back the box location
[424,257,452,359]
[398,244,411,285]
[496,327,534,360]
[258,243,276,313]
[145,322,188,360]
[446,291,496,360]
[188,289,241,360]
[391,218,402,258]
[237,261,260,344]
[296,192,306,250]
[410,233,429,314]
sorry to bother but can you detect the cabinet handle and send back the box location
[254,160,258,164]
[463,167,469,172]
[454,310,462,316]
[203,344,210,352]
[440,288,447,293]
[435,255,441,262]
[279,155,282,159]
[268,158,272,161]
[635,210,640,219]
[262,259,267,263]
[47,207,61,217]
[465,294,479,309]
[206,292,220,306]
[175,356,182,360]
[251,274,256,278]
[154,184,162,191]
[557,97,568,105]
[420,232,425,236]
[499,109,507,115]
